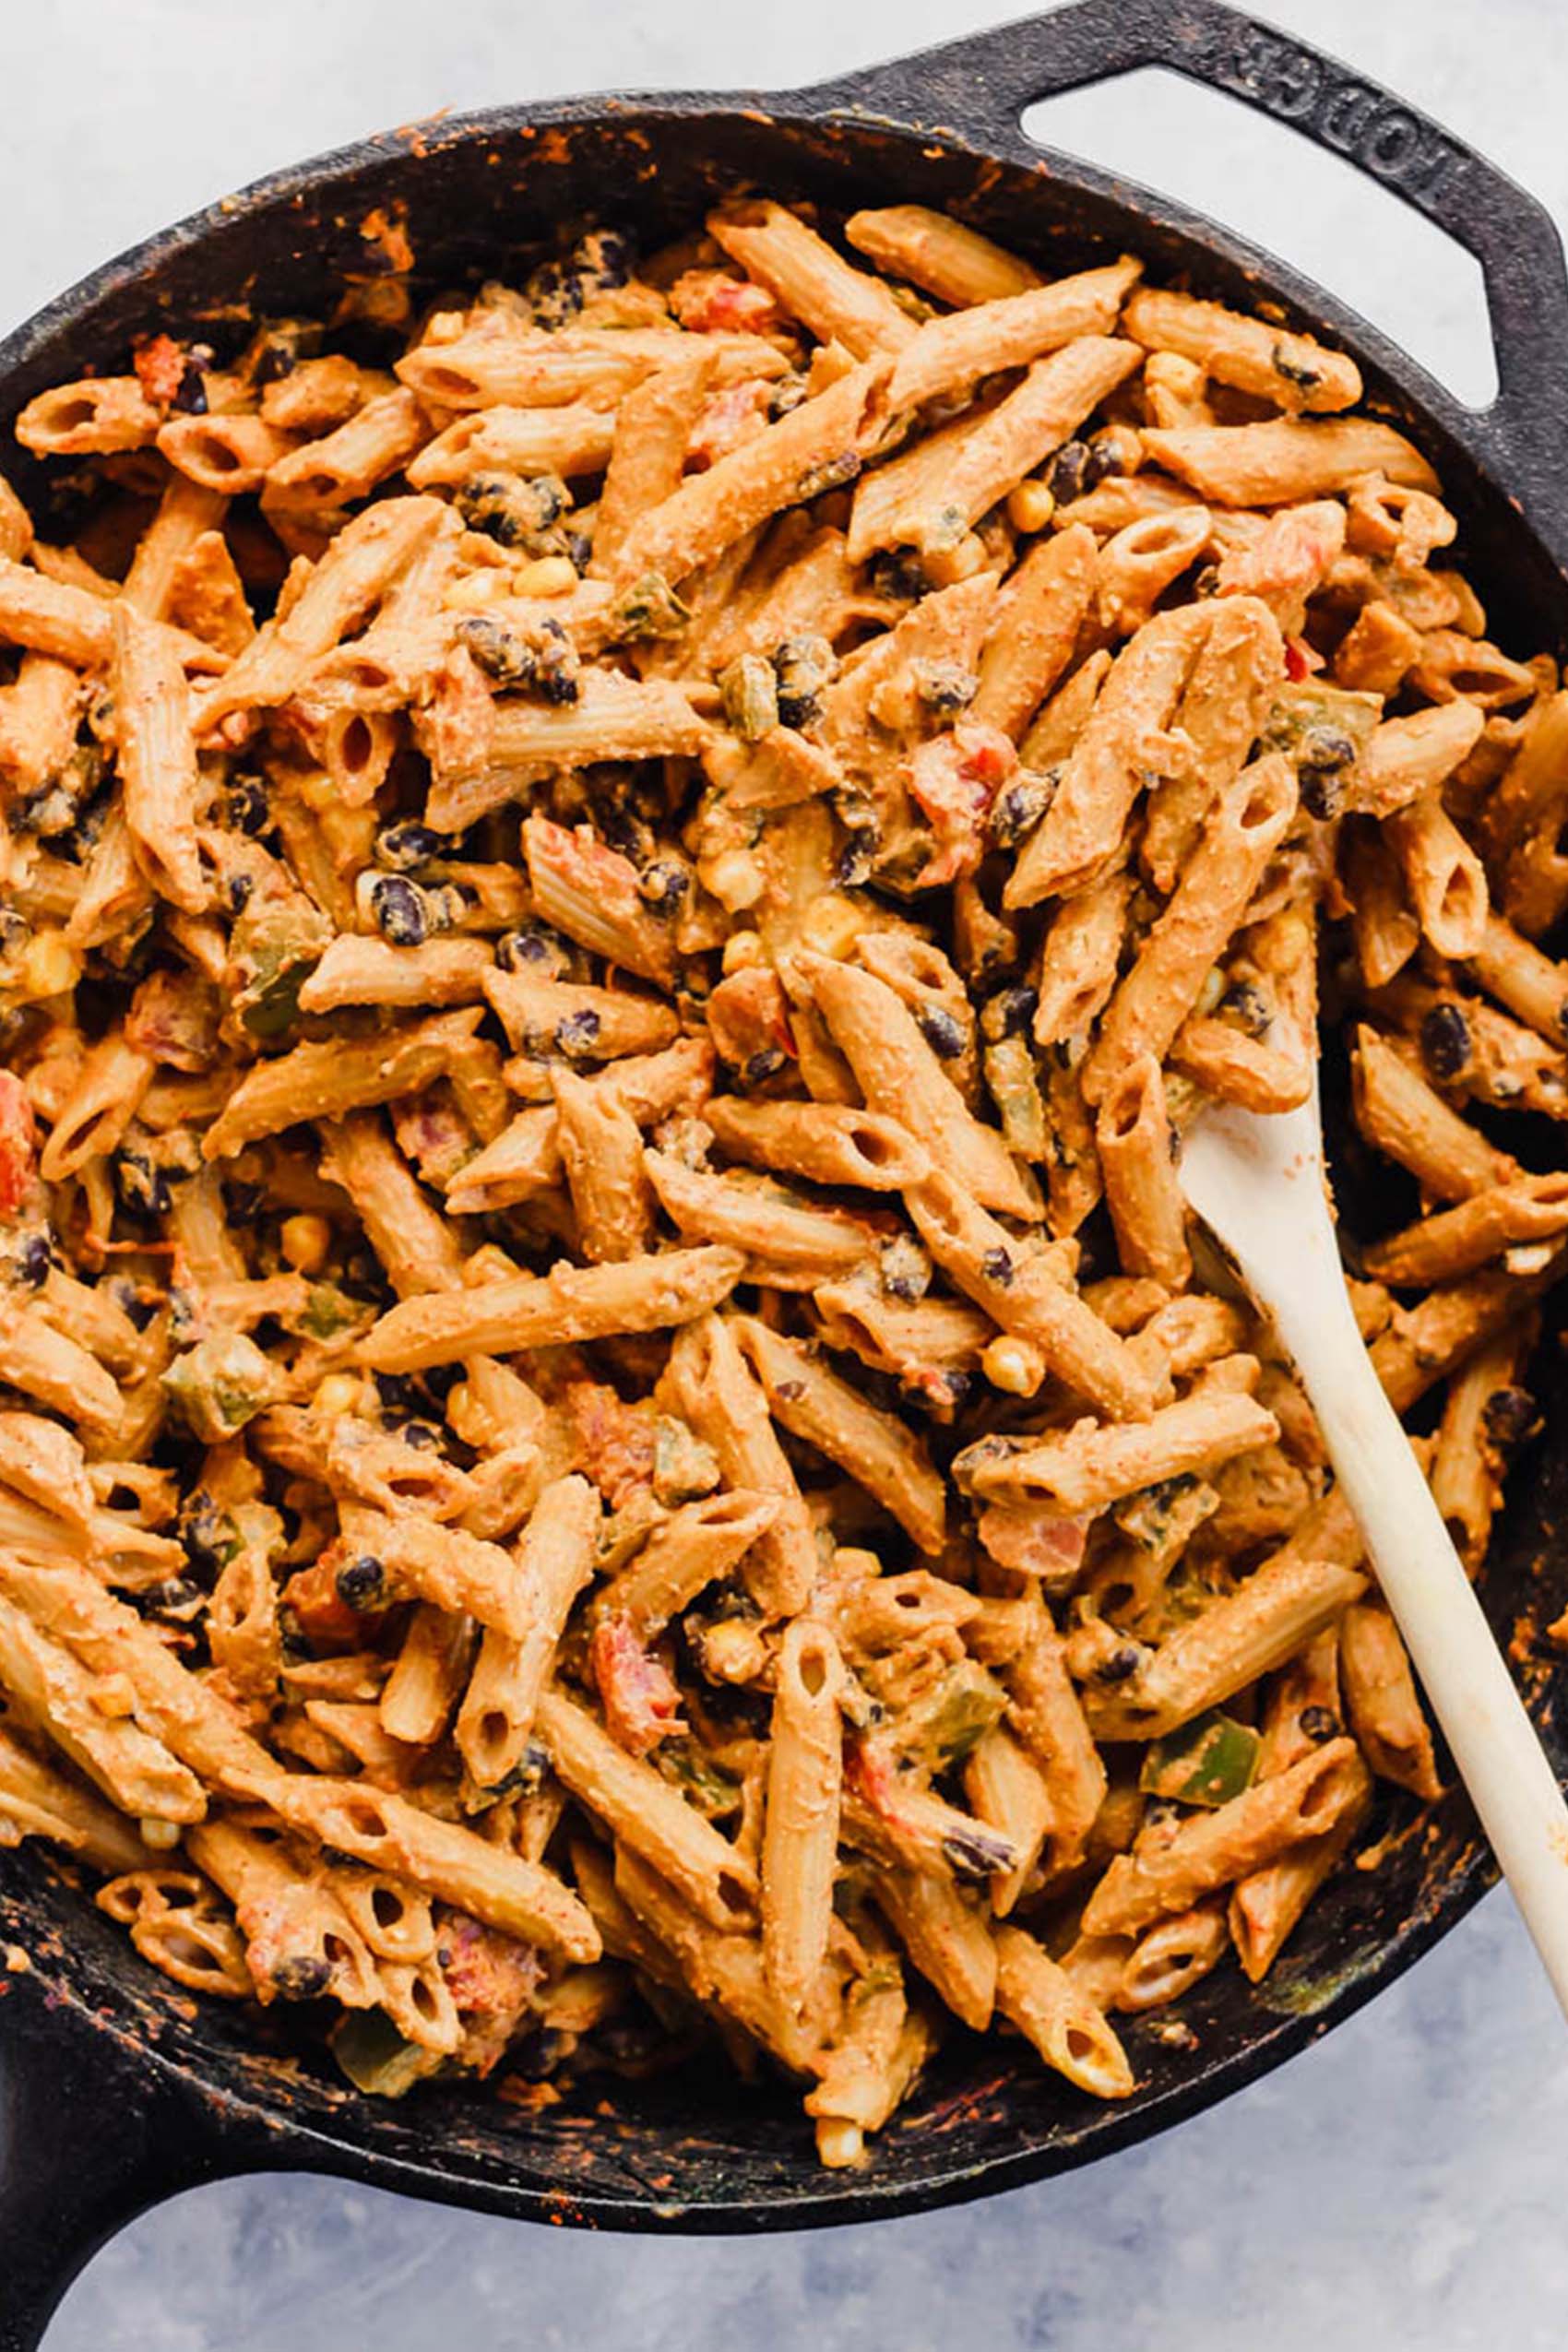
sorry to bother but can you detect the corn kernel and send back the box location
[18,930,81,1001]
[800,893,867,959]
[1195,965,1227,1016]
[139,1818,183,1852]
[312,1372,365,1419]
[981,1334,1046,1396]
[1146,350,1206,400]
[443,570,505,612]
[700,1618,769,1683]
[721,929,766,976]
[280,1212,332,1275]
[701,849,766,912]
[512,555,578,599]
[831,1547,883,1583]
[923,532,988,588]
[1006,480,1056,534]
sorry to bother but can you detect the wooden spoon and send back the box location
[1180,1062,1568,2016]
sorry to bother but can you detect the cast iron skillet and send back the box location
[6,0,1568,2340]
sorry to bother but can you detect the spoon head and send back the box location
[1177,1058,1329,1273]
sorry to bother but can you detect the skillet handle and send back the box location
[807,0,1568,564]
[0,1971,237,2352]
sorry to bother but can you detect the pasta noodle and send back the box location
[0,187,1559,2166]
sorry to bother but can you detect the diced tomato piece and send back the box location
[133,333,187,410]
[688,379,774,471]
[1284,635,1324,682]
[125,968,223,1073]
[440,1912,544,2075]
[906,722,1017,886]
[1215,501,1345,616]
[590,1615,686,1756]
[279,1544,379,1651]
[563,1380,657,1508]
[976,1503,1090,1583]
[705,967,796,1075]
[668,267,785,337]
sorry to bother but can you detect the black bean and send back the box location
[834,832,876,888]
[918,1006,966,1060]
[226,1180,266,1225]
[866,549,929,601]
[1094,1644,1146,1685]
[496,925,569,976]
[533,619,581,705]
[940,1822,1017,1884]
[880,1234,931,1303]
[367,873,429,946]
[375,821,449,871]
[1302,726,1358,773]
[252,323,320,385]
[336,1555,389,1611]
[224,773,271,836]
[1483,1384,1538,1451]
[270,1954,334,2000]
[983,986,1038,1041]
[372,1372,421,1417]
[457,612,536,688]
[1420,1002,1471,1082]
[638,858,689,912]
[113,1147,172,1219]
[1047,439,1092,505]
[226,873,254,916]
[1298,766,1342,821]
[11,780,77,837]
[772,634,836,731]
[133,1577,206,1624]
[398,1420,444,1453]
[417,1366,465,1415]
[796,449,861,501]
[456,470,569,550]
[556,1009,601,1054]
[1083,434,1126,488]
[990,769,1056,849]
[113,1279,160,1333]
[479,1739,551,1800]
[912,658,979,713]
[1299,1705,1341,1742]
[508,2026,573,2080]
[171,361,208,415]
[13,1232,51,1289]
[1218,978,1272,1038]
[742,1048,786,1085]
[980,1246,1015,1286]
[1272,345,1324,390]
[179,1491,233,1578]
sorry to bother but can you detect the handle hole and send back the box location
[1019,68,1496,410]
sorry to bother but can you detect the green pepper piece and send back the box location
[331,2011,438,2097]
[1140,1709,1261,1808]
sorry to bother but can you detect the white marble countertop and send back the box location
[6,1,1566,2344]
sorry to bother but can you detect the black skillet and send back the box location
[6,1,1568,2342]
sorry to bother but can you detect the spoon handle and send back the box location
[1266,1265,1568,2019]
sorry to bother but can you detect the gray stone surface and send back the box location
[3,3,1565,2345]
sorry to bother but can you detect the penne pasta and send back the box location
[4,182,1563,2158]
